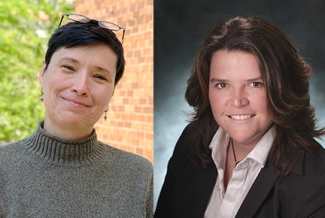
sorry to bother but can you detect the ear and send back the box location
[39,61,46,88]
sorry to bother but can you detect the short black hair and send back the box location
[45,20,125,84]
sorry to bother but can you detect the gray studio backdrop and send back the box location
[154,0,325,207]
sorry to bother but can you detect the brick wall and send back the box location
[75,0,153,163]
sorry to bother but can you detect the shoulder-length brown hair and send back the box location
[185,16,325,174]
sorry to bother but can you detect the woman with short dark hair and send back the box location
[0,14,153,218]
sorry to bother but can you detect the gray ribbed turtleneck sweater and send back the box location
[0,121,153,218]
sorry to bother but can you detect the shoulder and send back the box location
[296,148,325,216]
[282,145,325,184]
[273,142,325,191]
[163,124,199,182]
[99,141,153,172]
[303,144,325,174]
[161,124,194,178]
[171,124,192,158]
[274,145,325,216]
[0,139,31,176]
[0,139,26,161]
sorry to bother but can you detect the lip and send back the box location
[228,114,255,121]
[62,97,91,107]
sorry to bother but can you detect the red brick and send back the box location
[75,0,153,163]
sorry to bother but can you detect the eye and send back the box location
[61,65,75,71]
[215,83,227,89]
[250,82,264,87]
[94,75,108,81]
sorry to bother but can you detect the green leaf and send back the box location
[0,0,74,144]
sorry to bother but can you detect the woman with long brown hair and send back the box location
[155,16,325,218]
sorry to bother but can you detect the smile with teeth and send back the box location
[230,115,253,120]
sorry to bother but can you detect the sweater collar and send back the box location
[25,121,103,166]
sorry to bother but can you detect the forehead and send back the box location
[210,50,261,78]
[53,44,117,65]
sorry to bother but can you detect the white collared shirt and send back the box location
[204,125,276,218]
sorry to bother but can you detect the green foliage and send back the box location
[0,0,74,144]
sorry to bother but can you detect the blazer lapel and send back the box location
[236,162,281,218]
[191,164,217,218]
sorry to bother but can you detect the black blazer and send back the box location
[155,126,325,218]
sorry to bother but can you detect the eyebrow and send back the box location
[59,57,79,64]
[210,76,263,83]
[210,78,227,83]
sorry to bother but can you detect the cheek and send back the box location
[254,93,269,111]
[209,91,225,108]
[42,70,65,92]
[260,101,273,121]
[253,94,273,122]
[97,85,115,105]
[44,81,66,99]
[209,94,225,121]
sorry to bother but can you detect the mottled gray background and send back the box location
[154,0,325,207]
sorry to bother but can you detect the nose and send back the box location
[71,74,89,96]
[231,87,249,107]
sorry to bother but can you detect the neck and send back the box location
[230,139,241,166]
[43,119,93,140]
[229,139,255,165]
[25,121,102,166]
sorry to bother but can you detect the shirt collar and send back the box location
[209,125,276,169]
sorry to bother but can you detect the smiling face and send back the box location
[39,44,117,140]
[209,50,273,148]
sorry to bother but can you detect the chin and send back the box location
[58,115,85,125]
